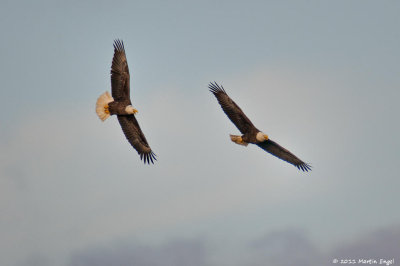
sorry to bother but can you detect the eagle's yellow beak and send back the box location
[264,134,269,141]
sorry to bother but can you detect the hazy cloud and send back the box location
[331,225,400,261]
[68,225,400,266]
[247,228,323,266]
[18,253,51,266]
[69,238,207,266]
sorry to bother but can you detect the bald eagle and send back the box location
[209,82,311,172]
[96,40,156,164]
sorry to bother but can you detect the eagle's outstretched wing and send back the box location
[257,140,311,172]
[117,115,156,164]
[209,82,256,134]
[111,40,130,102]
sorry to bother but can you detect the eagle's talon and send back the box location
[104,105,110,114]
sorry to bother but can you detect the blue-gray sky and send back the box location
[1,1,399,265]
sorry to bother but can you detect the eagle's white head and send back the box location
[256,131,269,142]
[125,105,138,114]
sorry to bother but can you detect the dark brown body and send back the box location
[108,101,132,115]
[241,129,261,144]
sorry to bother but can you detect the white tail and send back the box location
[96,91,114,121]
[230,134,248,146]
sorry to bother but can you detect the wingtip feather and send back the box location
[113,39,125,52]
[141,151,157,165]
[296,163,312,172]
[208,81,226,95]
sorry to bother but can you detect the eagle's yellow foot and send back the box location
[230,135,248,146]
[104,105,110,114]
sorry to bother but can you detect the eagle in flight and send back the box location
[209,82,311,172]
[96,40,156,164]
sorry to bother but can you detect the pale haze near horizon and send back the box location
[0,1,399,265]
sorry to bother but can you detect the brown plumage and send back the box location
[209,82,311,172]
[96,40,156,164]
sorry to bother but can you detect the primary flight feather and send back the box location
[96,40,156,164]
[209,82,311,172]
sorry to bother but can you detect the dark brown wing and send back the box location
[209,82,256,134]
[111,39,130,102]
[257,140,311,172]
[117,115,156,164]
